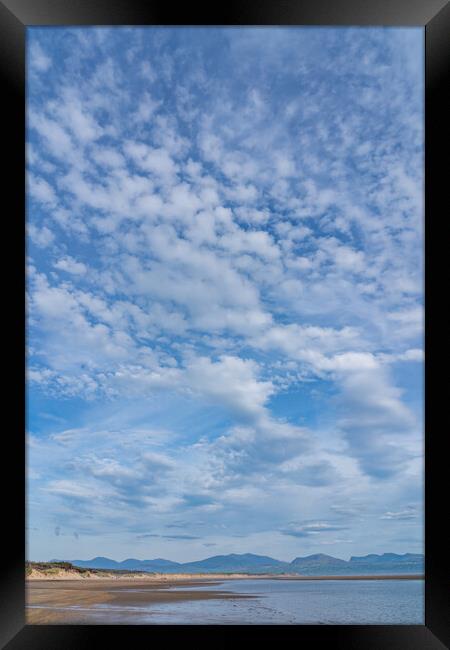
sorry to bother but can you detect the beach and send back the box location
[26,576,256,624]
[26,573,424,624]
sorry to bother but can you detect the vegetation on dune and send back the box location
[26,561,90,576]
[25,561,150,577]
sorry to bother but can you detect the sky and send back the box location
[26,27,424,563]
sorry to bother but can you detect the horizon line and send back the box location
[29,550,425,564]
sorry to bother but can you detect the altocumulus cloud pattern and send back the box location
[26,27,424,563]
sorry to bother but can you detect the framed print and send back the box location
[1,0,449,648]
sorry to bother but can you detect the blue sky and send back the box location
[26,27,424,562]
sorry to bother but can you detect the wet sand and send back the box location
[26,578,254,624]
[26,574,424,624]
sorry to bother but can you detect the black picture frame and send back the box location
[2,0,448,647]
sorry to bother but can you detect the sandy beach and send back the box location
[26,573,424,624]
[26,576,254,624]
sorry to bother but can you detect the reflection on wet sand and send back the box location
[27,578,254,624]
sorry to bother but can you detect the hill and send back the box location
[63,552,424,575]
[181,553,288,573]
[26,561,147,579]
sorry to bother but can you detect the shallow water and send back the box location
[45,578,424,625]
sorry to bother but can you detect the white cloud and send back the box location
[185,355,274,420]
[27,173,58,206]
[27,224,54,248]
[54,256,87,275]
[381,507,418,520]
[29,41,51,72]
[28,113,75,161]
[124,141,177,178]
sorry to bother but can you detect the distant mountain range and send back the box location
[57,552,424,575]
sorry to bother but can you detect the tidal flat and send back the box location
[26,575,424,625]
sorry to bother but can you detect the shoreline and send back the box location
[27,571,424,582]
[26,577,253,624]
[26,574,424,624]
